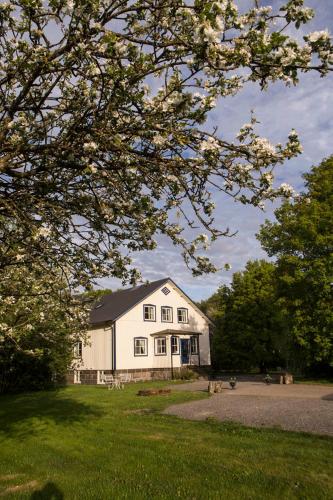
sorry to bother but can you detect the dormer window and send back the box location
[177,308,188,324]
[143,304,156,321]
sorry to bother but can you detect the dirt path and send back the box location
[165,381,333,436]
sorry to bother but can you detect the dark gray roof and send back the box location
[90,278,169,325]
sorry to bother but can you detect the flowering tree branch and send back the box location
[0,0,332,288]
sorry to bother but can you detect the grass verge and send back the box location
[294,378,333,386]
[0,382,332,499]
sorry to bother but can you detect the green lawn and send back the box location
[0,383,333,499]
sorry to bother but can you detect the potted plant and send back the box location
[229,377,237,389]
[264,374,273,385]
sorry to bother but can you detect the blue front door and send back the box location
[181,339,190,364]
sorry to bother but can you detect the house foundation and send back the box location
[67,366,211,385]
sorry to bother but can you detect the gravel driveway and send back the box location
[164,381,333,436]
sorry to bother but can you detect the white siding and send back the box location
[115,281,211,370]
[76,325,113,370]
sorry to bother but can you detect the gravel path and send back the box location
[164,381,333,436]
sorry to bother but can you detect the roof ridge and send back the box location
[107,277,169,297]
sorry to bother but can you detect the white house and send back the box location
[70,277,212,384]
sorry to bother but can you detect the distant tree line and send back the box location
[200,157,333,376]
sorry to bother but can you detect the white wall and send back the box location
[115,280,211,370]
[76,325,113,370]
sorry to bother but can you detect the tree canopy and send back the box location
[1,0,332,289]
[202,157,333,375]
[200,260,288,371]
[258,156,333,369]
[0,259,87,392]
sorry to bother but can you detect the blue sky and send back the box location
[99,0,333,301]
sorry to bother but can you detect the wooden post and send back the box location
[284,373,293,384]
[208,381,223,393]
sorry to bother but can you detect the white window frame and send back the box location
[177,308,188,324]
[171,336,179,355]
[155,337,167,356]
[190,336,199,355]
[161,306,173,323]
[74,341,82,358]
[74,370,81,384]
[143,304,156,322]
[134,337,148,356]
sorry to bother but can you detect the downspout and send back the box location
[112,322,117,374]
[198,334,201,367]
[170,336,174,380]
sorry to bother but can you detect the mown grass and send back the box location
[0,382,333,499]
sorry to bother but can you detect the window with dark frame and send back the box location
[190,336,199,355]
[134,337,148,356]
[171,336,179,354]
[143,304,156,321]
[155,337,167,355]
[161,306,173,323]
[161,286,170,295]
[177,308,188,323]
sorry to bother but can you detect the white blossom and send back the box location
[279,183,296,197]
[4,296,15,305]
[307,30,330,43]
[88,64,100,76]
[250,138,276,156]
[152,135,166,146]
[37,227,51,237]
[83,141,98,152]
[200,136,221,152]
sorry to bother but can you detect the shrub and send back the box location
[176,368,199,381]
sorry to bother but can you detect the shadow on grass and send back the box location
[30,481,64,499]
[0,390,103,439]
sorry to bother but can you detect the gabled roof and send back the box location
[90,278,169,325]
[89,277,213,326]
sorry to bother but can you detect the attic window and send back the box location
[161,287,170,296]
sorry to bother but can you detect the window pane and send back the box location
[171,336,179,354]
[144,306,155,321]
[178,309,187,323]
[135,338,147,355]
[74,341,82,357]
[155,337,166,354]
[162,307,172,322]
[191,337,198,354]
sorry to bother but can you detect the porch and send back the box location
[150,329,202,374]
